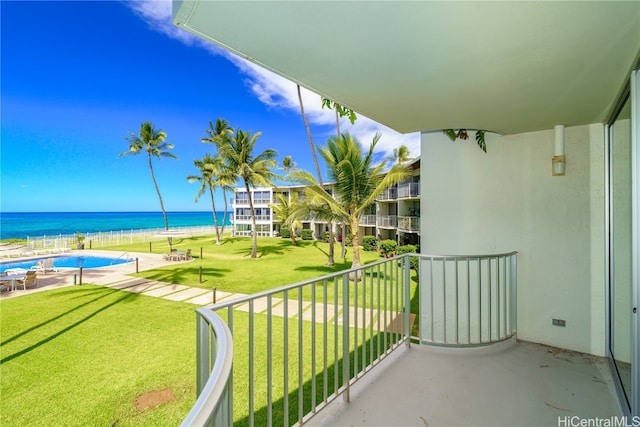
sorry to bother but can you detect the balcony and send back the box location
[174,251,624,427]
[377,188,397,201]
[397,216,420,232]
[377,215,397,228]
[233,214,271,222]
[397,182,420,199]
[359,215,376,226]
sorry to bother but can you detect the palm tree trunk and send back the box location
[290,225,297,246]
[148,154,170,249]
[341,223,346,260]
[220,189,229,243]
[327,224,335,266]
[297,85,323,186]
[245,180,258,258]
[209,186,221,245]
[350,214,361,269]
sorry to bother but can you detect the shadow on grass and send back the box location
[1,287,139,364]
[234,331,402,427]
[232,240,292,258]
[140,266,231,286]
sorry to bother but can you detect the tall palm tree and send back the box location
[294,133,409,271]
[270,192,303,246]
[187,154,231,245]
[218,128,278,258]
[201,119,237,244]
[389,145,411,164]
[119,121,177,230]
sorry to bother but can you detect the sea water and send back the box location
[0,212,232,240]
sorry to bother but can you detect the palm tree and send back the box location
[270,192,303,246]
[389,145,411,164]
[201,119,237,244]
[294,133,409,271]
[187,154,231,245]
[119,121,177,230]
[218,128,278,258]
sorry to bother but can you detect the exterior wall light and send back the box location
[552,125,566,176]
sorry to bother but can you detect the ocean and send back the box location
[0,211,232,240]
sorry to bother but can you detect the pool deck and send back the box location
[0,250,183,300]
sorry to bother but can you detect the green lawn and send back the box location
[1,236,417,426]
[0,286,195,426]
[106,236,383,295]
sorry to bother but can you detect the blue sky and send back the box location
[1,0,419,213]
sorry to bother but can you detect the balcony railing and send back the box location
[183,252,517,425]
[234,198,272,205]
[397,182,420,199]
[233,230,272,237]
[181,308,233,426]
[234,215,271,222]
[377,188,397,201]
[359,215,377,226]
[377,215,397,228]
[397,216,420,232]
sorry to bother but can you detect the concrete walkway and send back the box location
[0,250,383,329]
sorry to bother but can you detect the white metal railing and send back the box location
[181,308,234,427]
[185,256,412,426]
[24,225,220,251]
[397,216,420,232]
[235,199,250,205]
[416,252,518,346]
[253,198,271,205]
[233,230,271,237]
[234,215,270,222]
[359,215,377,226]
[397,182,420,199]
[377,215,398,228]
[184,251,518,424]
[377,188,397,201]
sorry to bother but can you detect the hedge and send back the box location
[363,235,378,251]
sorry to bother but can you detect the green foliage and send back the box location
[344,233,353,247]
[410,256,420,277]
[396,244,417,256]
[280,228,291,238]
[379,239,397,257]
[0,238,26,244]
[301,229,313,240]
[362,235,378,251]
[322,231,332,242]
[442,128,487,153]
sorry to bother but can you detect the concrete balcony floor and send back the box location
[307,339,621,427]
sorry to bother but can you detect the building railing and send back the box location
[416,252,518,346]
[234,199,250,205]
[183,251,518,425]
[397,182,420,199]
[234,198,272,205]
[359,215,377,226]
[377,187,397,201]
[180,308,234,427]
[253,198,271,205]
[397,216,420,232]
[377,215,398,228]
[185,256,412,426]
[233,230,272,237]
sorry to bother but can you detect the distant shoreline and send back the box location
[0,211,233,240]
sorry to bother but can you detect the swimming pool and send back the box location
[0,255,134,272]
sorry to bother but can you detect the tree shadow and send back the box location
[141,266,231,286]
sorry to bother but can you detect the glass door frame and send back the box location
[606,66,639,419]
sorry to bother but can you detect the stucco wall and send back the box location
[420,125,606,355]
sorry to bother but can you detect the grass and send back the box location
[105,236,383,295]
[1,236,418,426]
[0,286,195,426]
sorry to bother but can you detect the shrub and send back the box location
[280,228,291,238]
[410,256,420,277]
[301,229,314,240]
[379,239,397,257]
[344,233,353,247]
[396,244,417,256]
[362,235,378,251]
[322,231,332,242]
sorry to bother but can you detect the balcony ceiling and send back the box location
[173,1,640,135]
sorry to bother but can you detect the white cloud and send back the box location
[125,0,420,160]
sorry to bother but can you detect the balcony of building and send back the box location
[359,215,377,227]
[397,216,420,233]
[377,215,397,228]
[180,252,622,426]
[377,187,397,201]
[397,182,420,199]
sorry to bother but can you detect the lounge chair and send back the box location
[16,271,37,291]
[30,258,58,274]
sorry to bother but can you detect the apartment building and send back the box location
[231,157,421,245]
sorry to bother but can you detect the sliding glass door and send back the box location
[608,68,638,417]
